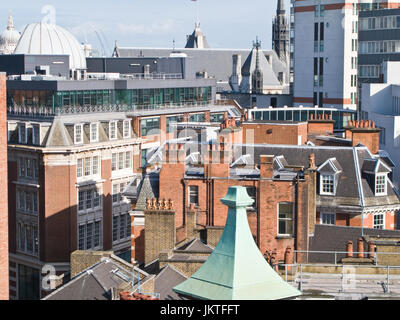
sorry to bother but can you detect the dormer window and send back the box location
[123,120,131,139]
[32,124,40,145]
[321,174,335,195]
[362,158,390,196]
[74,124,84,145]
[18,123,27,144]
[90,123,99,142]
[109,121,117,140]
[375,174,387,195]
[317,157,342,196]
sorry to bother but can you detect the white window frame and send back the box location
[277,202,294,237]
[123,120,131,139]
[18,123,27,144]
[375,173,387,196]
[32,124,40,145]
[109,121,118,140]
[90,123,99,143]
[320,174,335,195]
[320,212,336,225]
[74,124,84,145]
[188,185,199,206]
[373,212,385,229]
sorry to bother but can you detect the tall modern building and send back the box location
[292,0,400,110]
[293,0,360,110]
[358,7,400,85]
[272,0,290,64]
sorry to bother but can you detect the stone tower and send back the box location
[272,0,290,64]
[251,38,263,94]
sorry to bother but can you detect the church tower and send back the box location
[251,38,263,94]
[272,0,289,64]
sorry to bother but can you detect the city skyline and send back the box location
[0,0,291,55]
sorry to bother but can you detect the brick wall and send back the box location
[43,163,73,262]
[70,250,113,277]
[144,210,176,265]
[0,73,8,300]
[242,122,308,145]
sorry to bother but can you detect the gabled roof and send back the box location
[185,24,210,49]
[240,47,283,91]
[362,158,392,174]
[176,238,214,253]
[134,172,159,211]
[274,155,288,170]
[317,157,343,174]
[43,258,138,300]
[154,265,188,300]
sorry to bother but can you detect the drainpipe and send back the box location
[361,208,364,237]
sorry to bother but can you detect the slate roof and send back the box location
[154,265,187,300]
[134,172,159,211]
[185,24,210,49]
[176,238,214,253]
[143,142,400,212]
[43,258,139,300]
[239,47,282,92]
[231,144,400,208]
[116,47,289,92]
[308,224,400,264]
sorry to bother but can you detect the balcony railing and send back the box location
[7,101,213,118]
[120,73,183,80]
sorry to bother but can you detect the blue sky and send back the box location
[1,0,290,55]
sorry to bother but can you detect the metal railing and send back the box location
[293,250,400,266]
[278,263,400,296]
[7,101,213,117]
[121,73,183,80]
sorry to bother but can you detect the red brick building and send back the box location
[128,118,400,266]
[0,73,9,300]
[7,112,141,299]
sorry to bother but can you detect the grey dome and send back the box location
[14,22,86,70]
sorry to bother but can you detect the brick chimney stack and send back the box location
[344,120,381,154]
[204,143,231,178]
[143,198,176,265]
[307,113,335,136]
[259,155,274,178]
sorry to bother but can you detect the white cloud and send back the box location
[116,19,177,35]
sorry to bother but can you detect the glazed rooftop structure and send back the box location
[5,57,215,117]
[0,22,216,118]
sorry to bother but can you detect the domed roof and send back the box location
[14,22,86,70]
[0,13,21,54]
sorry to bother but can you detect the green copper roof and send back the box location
[173,186,301,300]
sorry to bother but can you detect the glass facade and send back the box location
[250,108,357,130]
[7,86,213,114]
